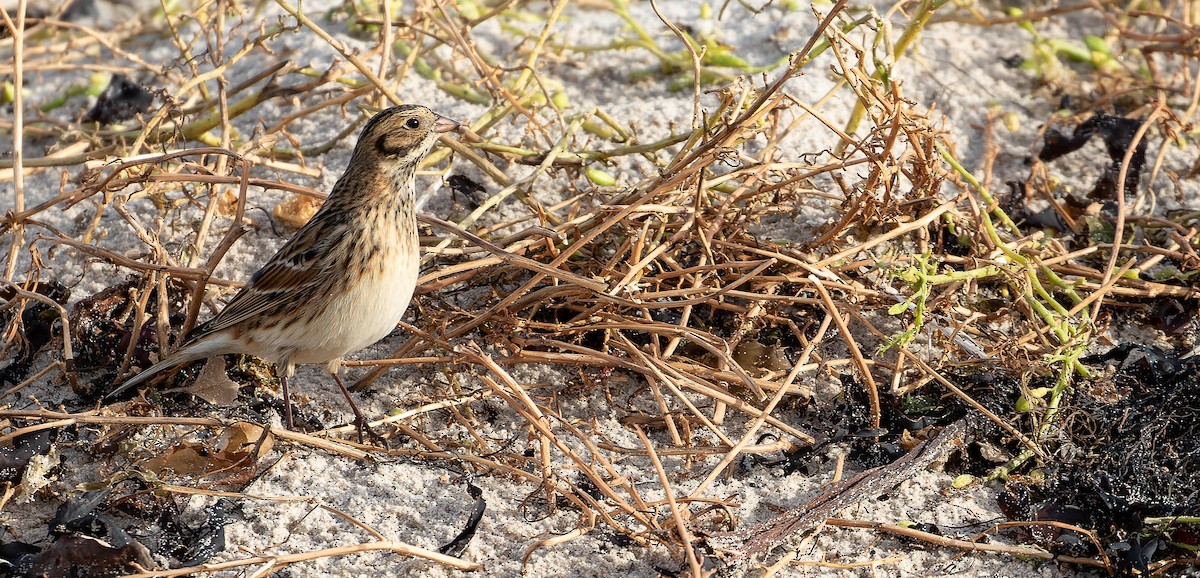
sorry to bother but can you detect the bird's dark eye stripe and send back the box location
[405,117,420,129]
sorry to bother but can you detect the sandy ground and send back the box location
[3,0,1192,576]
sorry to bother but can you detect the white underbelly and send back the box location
[289,254,418,365]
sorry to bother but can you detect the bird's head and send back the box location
[355,104,460,170]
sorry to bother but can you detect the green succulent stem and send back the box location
[941,145,1097,480]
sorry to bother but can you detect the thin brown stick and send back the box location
[825,518,1108,569]
[808,275,880,428]
[1090,106,1164,324]
[635,425,702,576]
[121,540,481,576]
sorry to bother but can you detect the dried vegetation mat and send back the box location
[1,0,1200,576]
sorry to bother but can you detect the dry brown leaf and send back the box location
[142,443,211,477]
[142,422,273,477]
[732,341,791,376]
[215,422,274,463]
[168,357,241,405]
[214,189,239,217]
[273,194,322,228]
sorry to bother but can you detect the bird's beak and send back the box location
[433,116,461,134]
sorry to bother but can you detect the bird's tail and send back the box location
[107,335,234,399]
[107,350,203,399]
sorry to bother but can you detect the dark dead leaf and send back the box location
[8,490,158,577]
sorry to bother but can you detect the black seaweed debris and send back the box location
[0,489,233,577]
[1003,344,1200,576]
[0,282,69,387]
[439,483,486,557]
[1152,299,1193,335]
[1039,114,1147,201]
[4,490,155,578]
[69,277,188,397]
[83,74,154,125]
[49,490,132,546]
[0,429,55,483]
[447,174,488,209]
[152,498,233,567]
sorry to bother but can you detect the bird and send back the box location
[110,104,460,438]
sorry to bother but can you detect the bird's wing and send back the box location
[186,212,337,342]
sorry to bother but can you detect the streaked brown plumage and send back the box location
[112,104,460,435]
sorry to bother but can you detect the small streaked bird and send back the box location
[111,104,460,438]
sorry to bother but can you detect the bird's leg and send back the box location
[330,372,370,443]
[280,373,294,430]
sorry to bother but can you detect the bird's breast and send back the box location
[286,224,419,365]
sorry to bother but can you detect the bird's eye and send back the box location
[405,118,421,129]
